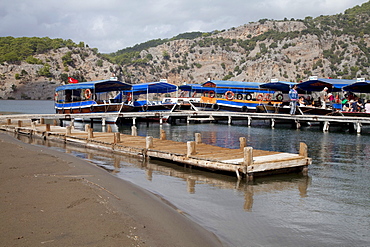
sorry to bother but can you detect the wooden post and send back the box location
[66,126,72,135]
[356,122,361,134]
[323,121,330,132]
[114,132,120,143]
[296,120,301,129]
[187,141,196,157]
[40,118,45,124]
[195,133,201,144]
[46,124,51,132]
[131,126,137,136]
[271,118,275,128]
[228,116,232,125]
[102,117,106,126]
[70,119,75,128]
[7,119,11,125]
[107,125,112,133]
[17,120,22,127]
[146,136,153,149]
[85,124,90,132]
[88,128,94,139]
[159,118,163,125]
[243,147,253,166]
[299,142,308,158]
[239,137,247,150]
[53,119,58,126]
[247,116,251,126]
[160,129,166,140]
[132,117,136,126]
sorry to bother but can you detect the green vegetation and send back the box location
[0,37,80,64]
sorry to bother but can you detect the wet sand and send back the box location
[0,132,224,246]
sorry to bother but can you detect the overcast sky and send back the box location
[0,0,367,53]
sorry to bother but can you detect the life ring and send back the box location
[209,90,215,98]
[276,93,284,101]
[257,94,264,101]
[212,104,220,111]
[236,93,243,100]
[54,92,58,101]
[225,91,234,100]
[127,92,132,102]
[245,93,252,100]
[264,94,272,101]
[85,89,92,99]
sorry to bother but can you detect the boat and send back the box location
[188,80,283,112]
[118,80,191,113]
[54,78,133,123]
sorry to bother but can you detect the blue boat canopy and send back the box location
[297,78,356,92]
[342,80,370,93]
[55,79,132,92]
[179,84,215,93]
[125,81,177,95]
[260,81,298,92]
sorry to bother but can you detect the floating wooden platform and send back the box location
[0,118,311,180]
[1,110,370,133]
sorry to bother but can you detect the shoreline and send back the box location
[0,132,224,246]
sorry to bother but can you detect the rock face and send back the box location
[1,18,369,100]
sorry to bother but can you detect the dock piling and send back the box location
[7,119,11,125]
[187,141,196,157]
[243,147,253,167]
[195,133,202,144]
[146,136,154,148]
[85,124,90,132]
[46,124,51,132]
[299,142,308,158]
[131,126,137,136]
[107,125,112,133]
[18,120,22,127]
[66,126,72,135]
[239,137,247,150]
[160,129,166,140]
[88,128,94,139]
[114,132,120,143]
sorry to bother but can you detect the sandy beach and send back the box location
[0,132,223,246]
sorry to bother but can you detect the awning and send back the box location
[342,81,370,93]
[126,81,177,95]
[260,81,298,92]
[297,78,356,92]
[55,79,132,92]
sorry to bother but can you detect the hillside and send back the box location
[1,1,370,100]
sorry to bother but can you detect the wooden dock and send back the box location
[0,118,311,180]
[0,110,370,133]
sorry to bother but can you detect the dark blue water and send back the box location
[1,100,369,246]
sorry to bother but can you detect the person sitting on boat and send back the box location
[365,100,370,113]
[350,99,358,112]
[289,85,298,115]
[298,96,306,107]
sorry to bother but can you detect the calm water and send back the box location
[1,100,369,246]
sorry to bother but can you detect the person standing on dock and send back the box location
[289,85,298,115]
